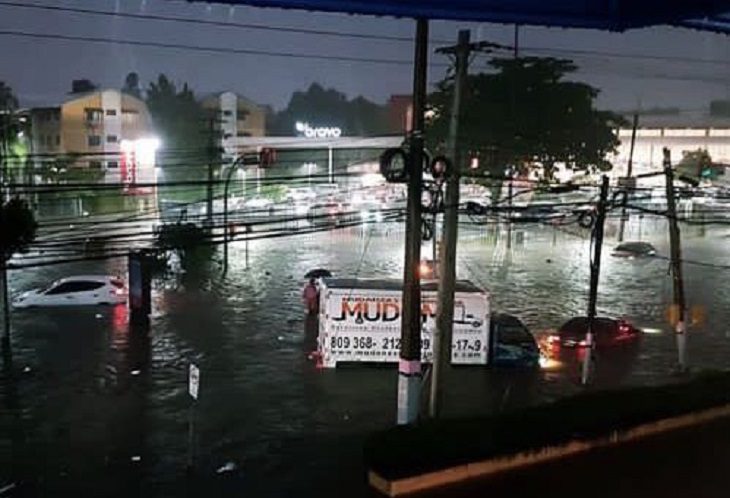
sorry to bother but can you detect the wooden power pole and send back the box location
[429,32,500,417]
[663,147,687,371]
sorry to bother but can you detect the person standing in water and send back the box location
[302,278,319,314]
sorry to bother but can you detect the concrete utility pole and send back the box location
[581,175,610,385]
[618,112,639,242]
[663,147,688,371]
[397,18,428,426]
[429,32,501,417]
[1,264,9,344]
[206,117,216,227]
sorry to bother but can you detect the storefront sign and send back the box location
[295,121,342,138]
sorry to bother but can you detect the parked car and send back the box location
[13,275,127,308]
[489,313,540,368]
[612,241,657,258]
[542,317,641,355]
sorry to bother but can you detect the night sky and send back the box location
[1,0,730,113]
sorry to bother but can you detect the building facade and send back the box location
[29,89,157,188]
[611,113,730,185]
[200,91,267,160]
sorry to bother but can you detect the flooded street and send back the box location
[2,217,730,496]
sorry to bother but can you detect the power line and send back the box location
[0,29,449,67]
[0,1,433,44]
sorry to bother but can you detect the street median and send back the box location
[365,371,730,496]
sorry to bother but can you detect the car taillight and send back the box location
[547,334,561,344]
[578,339,589,347]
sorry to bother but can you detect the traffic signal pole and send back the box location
[663,148,688,371]
[429,29,469,418]
[397,18,428,425]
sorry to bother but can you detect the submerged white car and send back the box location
[13,275,127,308]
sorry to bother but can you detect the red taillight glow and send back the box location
[547,334,561,344]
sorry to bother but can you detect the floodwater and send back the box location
[1,215,730,496]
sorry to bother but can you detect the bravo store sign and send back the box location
[317,279,490,368]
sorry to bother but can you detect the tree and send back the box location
[0,197,35,338]
[146,75,212,198]
[0,82,20,195]
[0,198,36,264]
[123,72,142,99]
[428,57,625,179]
[271,83,388,136]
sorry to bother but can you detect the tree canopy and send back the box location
[0,198,37,264]
[270,83,388,136]
[428,57,625,178]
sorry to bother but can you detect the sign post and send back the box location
[187,363,200,470]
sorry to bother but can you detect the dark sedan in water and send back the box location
[489,313,540,368]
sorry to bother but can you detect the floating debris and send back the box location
[216,461,237,474]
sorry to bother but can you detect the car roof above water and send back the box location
[54,275,118,284]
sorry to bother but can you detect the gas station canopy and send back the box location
[190,0,730,32]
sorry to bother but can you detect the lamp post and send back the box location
[223,154,258,273]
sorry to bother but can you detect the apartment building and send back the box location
[200,91,267,159]
[29,88,158,189]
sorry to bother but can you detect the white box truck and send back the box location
[317,278,490,368]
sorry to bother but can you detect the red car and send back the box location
[543,317,641,354]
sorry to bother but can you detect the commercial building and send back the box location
[611,111,730,185]
[28,87,158,189]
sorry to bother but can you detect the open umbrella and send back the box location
[305,268,332,279]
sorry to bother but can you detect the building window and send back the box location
[85,108,103,123]
[88,135,101,147]
[106,109,117,116]
[107,161,118,169]
[223,110,233,117]
[106,135,118,143]
[53,109,61,120]
[89,161,102,169]
[55,135,60,146]
[122,109,139,124]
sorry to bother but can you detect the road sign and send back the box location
[189,364,200,400]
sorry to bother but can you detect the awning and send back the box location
[186,0,730,31]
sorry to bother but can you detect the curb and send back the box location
[368,403,730,496]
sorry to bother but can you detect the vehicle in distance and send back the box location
[13,275,127,308]
[489,313,540,368]
[542,316,641,354]
[612,241,657,258]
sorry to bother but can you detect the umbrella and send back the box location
[305,268,332,279]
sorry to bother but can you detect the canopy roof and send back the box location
[191,0,730,31]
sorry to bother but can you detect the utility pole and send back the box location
[1,263,9,344]
[581,175,610,385]
[429,31,500,417]
[397,18,428,426]
[205,117,216,228]
[664,147,687,371]
[507,27,518,250]
[618,112,638,242]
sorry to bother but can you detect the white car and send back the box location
[12,275,127,308]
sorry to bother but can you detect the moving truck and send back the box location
[317,278,490,368]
